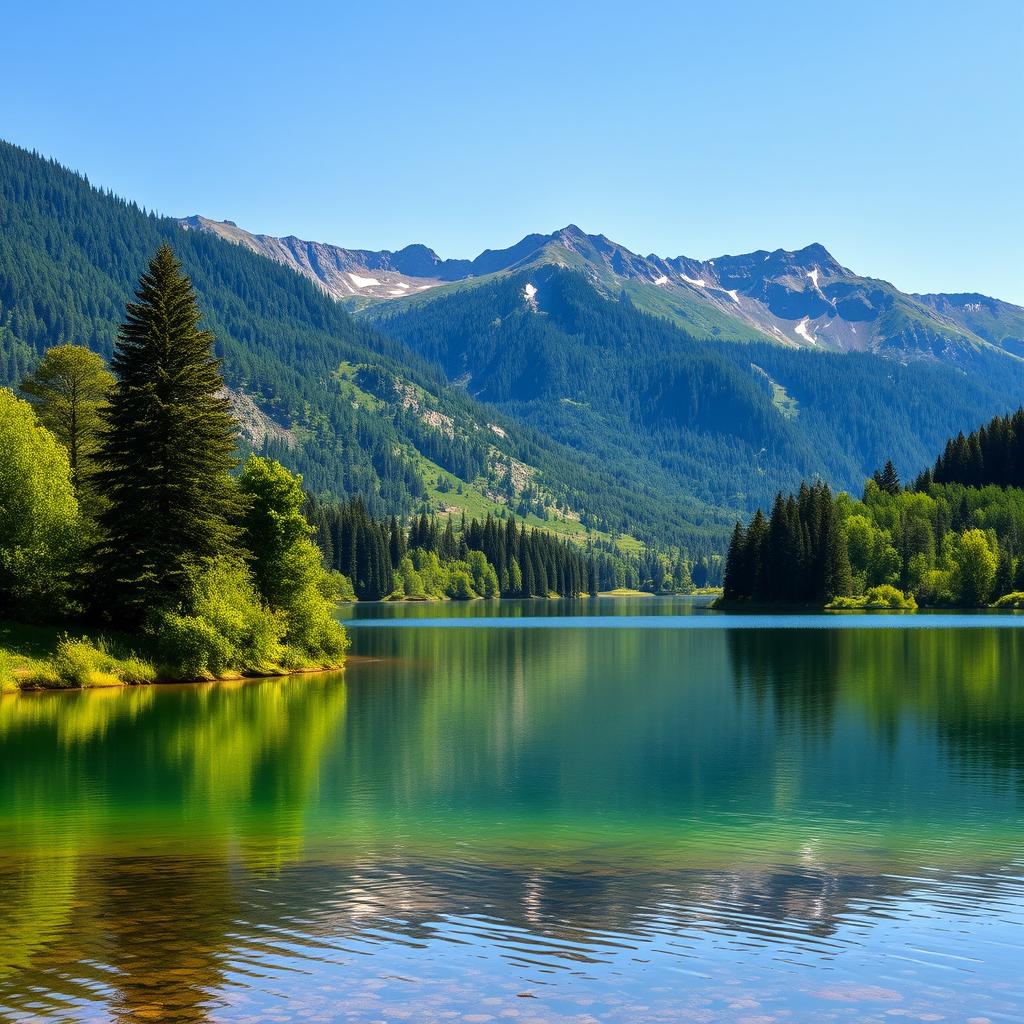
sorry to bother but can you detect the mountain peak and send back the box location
[796,241,833,259]
[553,223,593,243]
[790,242,844,273]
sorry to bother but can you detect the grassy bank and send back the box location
[0,621,344,693]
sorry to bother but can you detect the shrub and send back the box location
[827,585,916,610]
[278,550,350,665]
[2,635,156,690]
[992,591,1024,609]
[20,663,64,689]
[0,651,16,693]
[864,584,917,609]
[154,613,233,679]
[47,636,158,688]
[186,558,284,670]
[116,654,157,684]
[50,637,122,688]
[337,573,357,603]
[151,558,285,678]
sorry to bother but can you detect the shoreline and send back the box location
[712,600,1008,613]
[5,660,353,696]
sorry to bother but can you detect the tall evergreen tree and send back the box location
[873,460,901,495]
[723,522,749,601]
[746,509,769,600]
[820,498,853,600]
[93,244,242,622]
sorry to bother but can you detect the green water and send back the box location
[1,597,1022,1022]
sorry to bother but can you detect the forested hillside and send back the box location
[368,265,1024,511]
[0,141,435,506]
[6,138,1024,559]
[0,140,729,554]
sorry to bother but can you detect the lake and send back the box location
[1,597,1022,1022]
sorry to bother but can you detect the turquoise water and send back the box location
[1,597,1022,1021]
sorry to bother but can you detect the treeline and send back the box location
[917,408,1024,490]
[723,483,852,604]
[303,498,719,602]
[724,418,1024,608]
[1,244,347,686]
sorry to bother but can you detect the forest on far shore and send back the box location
[723,412,1024,610]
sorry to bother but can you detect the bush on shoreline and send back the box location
[827,584,917,611]
[154,558,284,679]
[10,635,157,690]
[1,614,347,693]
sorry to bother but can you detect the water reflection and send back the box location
[1,617,1023,1021]
[728,626,1024,781]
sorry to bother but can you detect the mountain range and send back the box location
[182,217,1024,364]
[3,137,1024,557]
[179,210,1024,522]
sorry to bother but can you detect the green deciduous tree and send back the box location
[950,528,997,607]
[238,456,311,608]
[94,245,243,623]
[19,344,113,518]
[394,554,426,598]
[0,388,80,617]
[238,456,348,664]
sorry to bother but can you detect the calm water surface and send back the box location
[1,597,1023,1022]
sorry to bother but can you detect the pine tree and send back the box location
[93,244,242,622]
[389,516,405,567]
[995,543,1015,598]
[822,501,853,600]
[764,493,792,601]
[873,460,901,495]
[747,509,769,600]
[723,521,749,601]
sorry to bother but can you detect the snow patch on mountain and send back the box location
[807,268,835,307]
[349,273,382,288]
[795,318,817,344]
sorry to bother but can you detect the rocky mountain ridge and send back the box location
[180,217,1024,364]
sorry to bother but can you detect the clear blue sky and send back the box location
[4,0,1022,300]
